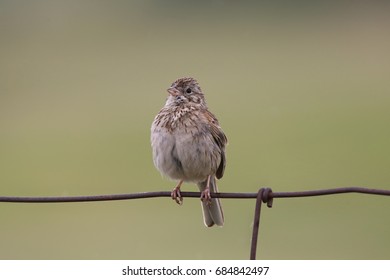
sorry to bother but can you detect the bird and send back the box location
[151,77,227,227]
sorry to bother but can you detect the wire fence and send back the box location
[1,187,390,259]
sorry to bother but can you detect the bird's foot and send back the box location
[200,188,212,205]
[171,181,183,205]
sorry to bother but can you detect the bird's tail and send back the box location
[197,176,224,227]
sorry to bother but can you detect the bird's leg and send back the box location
[200,175,212,204]
[171,180,184,205]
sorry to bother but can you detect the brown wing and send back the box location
[204,110,228,179]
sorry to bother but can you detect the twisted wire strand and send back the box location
[1,186,389,260]
[1,187,389,203]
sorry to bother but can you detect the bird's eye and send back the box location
[186,88,192,94]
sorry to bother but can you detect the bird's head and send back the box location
[166,77,206,106]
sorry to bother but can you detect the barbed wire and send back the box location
[1,186,389,259]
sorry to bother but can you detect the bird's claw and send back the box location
[171,188,183,205]
[201,188,212,205]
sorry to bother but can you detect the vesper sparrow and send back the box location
[151,77,227,227]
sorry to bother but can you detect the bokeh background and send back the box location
[1,0,390,259]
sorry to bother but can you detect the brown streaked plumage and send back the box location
[151,77,227,227]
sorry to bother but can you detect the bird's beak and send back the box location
[167,87,180,96]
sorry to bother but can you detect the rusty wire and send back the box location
[1,186,390,259]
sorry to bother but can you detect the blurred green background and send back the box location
[1,0,390,259]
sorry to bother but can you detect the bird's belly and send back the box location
[151,129,220,182]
